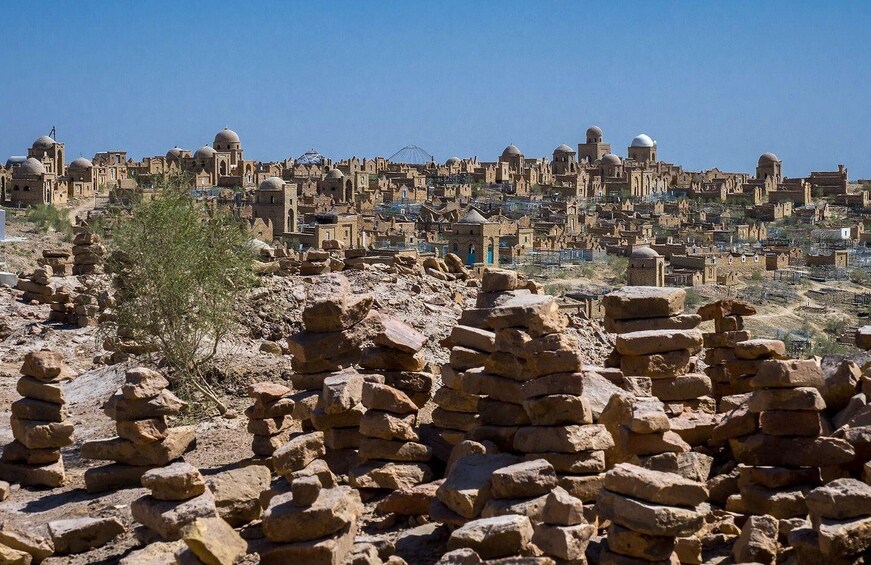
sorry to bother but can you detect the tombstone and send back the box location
[0,209,5,241]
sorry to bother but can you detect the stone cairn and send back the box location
[260,475,364,564]
[350,379,433,490]
[16,266,54,304]
[81,367,196,493]
[48,285,76,325]
[431,314,494,447]
[788,478,871,562]
[131,462,218,541]
[362,312,435,409]
[0,350,75,488]
[39,248,72,276]
[246,382,295,461]
[728,354,856,518]
[605,287,709,409]
[698,299,759,401]
[71,231,104,276]
[455,268,560,453]
[595,463,709,564]
[285,274,373,455]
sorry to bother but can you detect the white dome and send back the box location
[459,208,488,224]
[631,246,660,258]
[194,146,217,159]
[166,146,184,160]
[554,144,574,154]
[631,134,655,148]
[445,157,461,165]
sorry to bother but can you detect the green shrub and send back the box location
[26,204,73,240]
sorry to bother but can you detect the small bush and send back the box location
[26,205,73,240]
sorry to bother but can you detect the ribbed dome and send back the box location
[166,146,184,160]
[501,144,522,158]
[17,157,46,176]
[631,246,660,258]
[326,168,344,179]
[758,152,779,165]
[259,176,285,191]
[194,146,217,159]
[602,153,622,166]
[586,125,603,138]
[69,157,93,169]
[214,128,240,144]
[459,208,488,224]
[631,134,655,148]
[32,135,56,149]
[554,144,574,154]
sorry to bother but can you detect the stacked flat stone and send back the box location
[431,323,493,446]
[600,393,691,469]
[260,475,364,564]
[299,249,332,275]
[787,478,871,562]
[246,382,295,459]
[47,286,77,324]
[131,462,217,541]
[596,463,708,565]
[350,381,433,490]
[16,266,54,304]
[272,431,337,492]
[603,286,700,334]
[727,357,856,518]
[363,312,434,409]
[605,286,717,448]
[310,370,370,464]
[72,231,104,275]
[0,351,75,487]
[697,299,758,401]
[72,290,100,327]
[39,248,72,276]
[286,273,372,435]
[464,268,570,453]
[81,367,196,493]
[508,333,614,503]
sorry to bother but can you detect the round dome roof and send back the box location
[631,246,660,258]
[554,144,574,154]
[631,134,655,148]
[602,153,622,166]
[166,146,184,160]
[758,152,779,165]
[17,157,46,176]
[459,208,488,224]
[69,157,93,169]
[445,157,461,165]
[259,176,285,191]
[32,135,56,150]
[326,168,344,179]
[214,128,240,144]
[5,156,27,168]
[501,144,522,157]
[194,146,217,159]
[586,125,603,138]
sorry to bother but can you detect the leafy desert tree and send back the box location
[105,173,253,413]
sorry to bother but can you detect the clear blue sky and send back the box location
[2,0,869,178]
